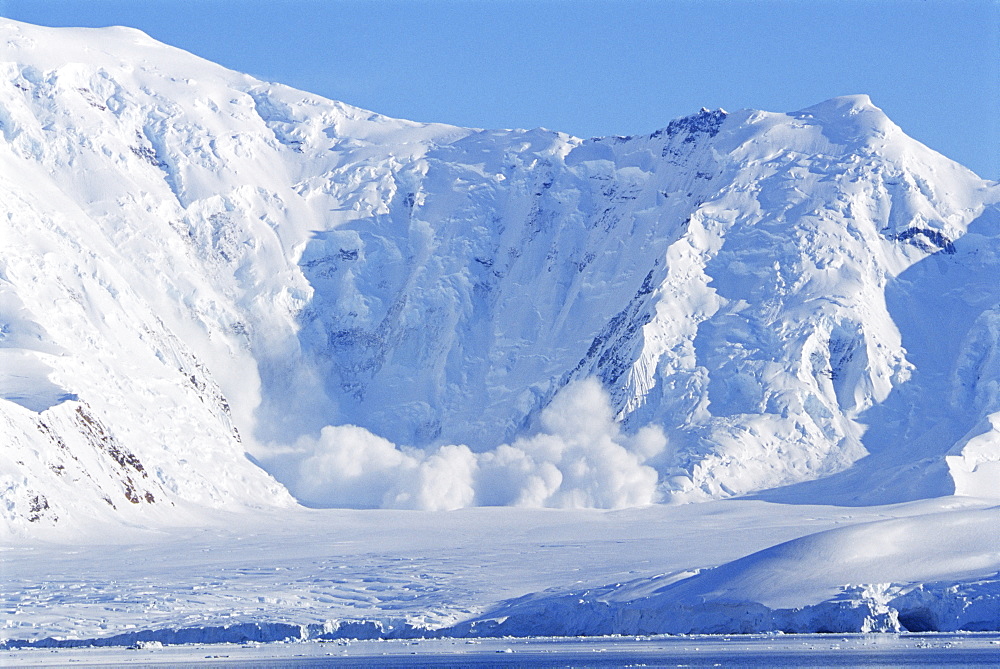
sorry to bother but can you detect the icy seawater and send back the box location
[4,634,1000,667]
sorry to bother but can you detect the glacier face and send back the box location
[0,19,998,528]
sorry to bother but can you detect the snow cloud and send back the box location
[284,378,668,510]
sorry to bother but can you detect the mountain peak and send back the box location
[646,106,729,142]
[789,94,894,144]
[817,93,878,110]
[796,94,883,116]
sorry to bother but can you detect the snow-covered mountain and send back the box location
[1,18,998,531]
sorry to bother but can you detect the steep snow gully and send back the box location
[1,18,999,644]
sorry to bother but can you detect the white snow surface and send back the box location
[460,503,1000,636]
[1,19,1000,643]
[3,497,999,645]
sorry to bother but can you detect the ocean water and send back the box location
[5,633,999,668]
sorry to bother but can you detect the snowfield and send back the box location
[1,17,999,650]
[3,497,999,647]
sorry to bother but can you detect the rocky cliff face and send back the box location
[1,19,997,529]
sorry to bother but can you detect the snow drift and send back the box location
[1,18,999,529]
[455,506,1000,636]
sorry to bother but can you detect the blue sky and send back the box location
[1,0,997,178]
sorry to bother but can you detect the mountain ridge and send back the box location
[1,18,998,530]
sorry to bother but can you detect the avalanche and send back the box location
[1,17,999,646]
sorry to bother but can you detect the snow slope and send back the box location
[459,503,1000,636]
[0,19,472,529]
[1,18,999,532]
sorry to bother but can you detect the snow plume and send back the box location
[288,379,668,510]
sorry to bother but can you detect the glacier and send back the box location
[1,17,999,648]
